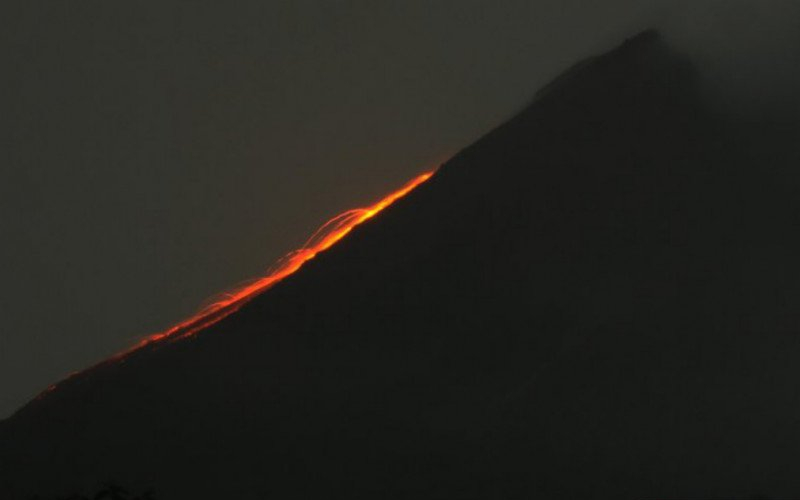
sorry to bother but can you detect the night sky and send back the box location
[2,1,798,418]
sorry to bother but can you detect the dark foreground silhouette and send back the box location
[29,483,154,500]
[3,30,800,499]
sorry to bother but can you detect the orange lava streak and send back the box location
[126,170,433,354]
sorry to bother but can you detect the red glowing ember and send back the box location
[127,170,434,353]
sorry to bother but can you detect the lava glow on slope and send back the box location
[127,171,434,353]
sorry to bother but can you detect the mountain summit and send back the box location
[3,30,800,499]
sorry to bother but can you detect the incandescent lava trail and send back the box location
[128,170,434,353]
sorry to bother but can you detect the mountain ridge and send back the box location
[3,29,800,499]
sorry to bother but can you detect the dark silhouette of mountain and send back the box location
[3,30,800,499]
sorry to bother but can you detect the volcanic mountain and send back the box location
[4,30,800,499]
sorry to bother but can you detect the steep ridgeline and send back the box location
[3,30,800,499]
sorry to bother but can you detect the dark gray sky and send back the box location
[1,1,798,417]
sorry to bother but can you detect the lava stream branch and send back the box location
[125,170,434,354]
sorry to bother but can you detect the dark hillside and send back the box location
[3,31,800,499]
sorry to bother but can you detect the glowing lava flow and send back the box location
[128,171,434,353]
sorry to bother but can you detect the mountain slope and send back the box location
[3,30,800,499]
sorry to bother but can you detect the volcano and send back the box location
[4,30,800,499]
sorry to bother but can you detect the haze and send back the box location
[1,0,798,418]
